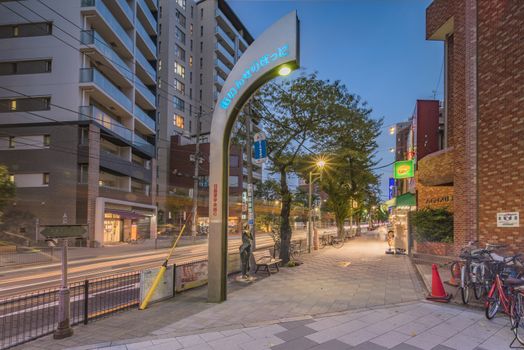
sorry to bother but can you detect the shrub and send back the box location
[409,208,453,243]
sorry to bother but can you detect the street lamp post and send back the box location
[307,160,325,253]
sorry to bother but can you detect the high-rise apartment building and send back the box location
[156,0,257,220]
[0,0,158,246]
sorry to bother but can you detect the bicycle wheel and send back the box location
[474,282,484,300]
[291,248,300,261]
[319,238,326,249]
[513,293,524,345]
[485,288,500,320]
[461,285,471,304]
[332,239,344,249]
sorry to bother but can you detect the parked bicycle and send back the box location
[319,234,344,249]
[457,243,493,304]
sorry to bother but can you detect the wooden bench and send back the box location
[253,249,282,276]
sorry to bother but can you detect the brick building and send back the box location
[166,134,245,234]
[424,0,524,253]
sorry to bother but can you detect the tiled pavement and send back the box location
[19,236,518,349]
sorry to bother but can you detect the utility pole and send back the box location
[246,102,256,250]
[191,113,201,240]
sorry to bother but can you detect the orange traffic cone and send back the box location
[446,263,460,287]
[426,264,452,302]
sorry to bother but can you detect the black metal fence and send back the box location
[0,247,58,267]
[0,272,140,350]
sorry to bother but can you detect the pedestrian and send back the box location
[239,224,252,279]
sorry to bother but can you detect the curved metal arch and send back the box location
[208,11,300,302]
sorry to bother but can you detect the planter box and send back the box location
[414,240,454,257]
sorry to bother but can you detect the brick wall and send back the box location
[426,0,524,255]
[477,0,524,253]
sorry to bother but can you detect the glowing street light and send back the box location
[308,157,328,253]
[278,65,292,76]
[389,126,396,135]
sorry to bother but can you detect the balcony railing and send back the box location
[79,105,132,142]
[214,73,225,86]
[215,26,235,53]
[133,134,155,156]
[136,20,157,56]
[137,0,158,33]
[80,68,132,111]
[135,47,156,81]
[135,80,156,107]
[215,58,231,77]
[80,30,133,81]
[81,0,133,53]
[215,42,235,65]
[134,105,155,131]
[116,0,134,24]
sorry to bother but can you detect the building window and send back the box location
[43,134,50,147]
[173,114,184,129]
[79,127,89,145]
[175,45,185,61]
[8,136,15,148]
[0,59,52,76]
[199,57,203,68]
[175,26,185,44]
[189,120,192,132]
[190,5,193,18]
[173,96,185,111]
[189,72,192,84]
[158,59,162,71]
[174,78,185,94]
[189,55,193,68]
[199,89,202,100]
[0,97,50,113]
[199,74,203,85]
[176,10,186,27]
[174,62,185,78]
[200,26,203,37]
[176,0,186,10]
[190,39,193,51]
[200,41,203,52]
[42,173,49,185]
[190,24,193,35]
[189,88,192,99]
[229,176,239,188]
[198,175,209,188]
[78,164,88,184]
[8,175,14,183]
[0,22,52,39]
[200,8,204,19]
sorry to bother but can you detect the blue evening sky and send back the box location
[228,0,444,200]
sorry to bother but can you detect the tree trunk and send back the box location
[336,216,345,239]
[279,168,292,264]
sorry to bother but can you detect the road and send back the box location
[0,229,338,297]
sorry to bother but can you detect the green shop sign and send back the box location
[394,160,415,179]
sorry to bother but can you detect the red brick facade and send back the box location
[426,0,524,254]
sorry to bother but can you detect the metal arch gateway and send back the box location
[208,11,300,302]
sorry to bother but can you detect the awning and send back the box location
[385,193,416,209]
[396,193,416,208]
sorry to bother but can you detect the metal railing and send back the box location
[134,105,156,131]
[136,20,156,57]
[0,247,58,267]
[81,0,133,53]
[79,68,133,112]
[0,272,139,350]
[137,0,157,33]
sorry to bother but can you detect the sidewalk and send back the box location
[20,236,517,350]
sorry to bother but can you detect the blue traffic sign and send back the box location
[253,132,267,164]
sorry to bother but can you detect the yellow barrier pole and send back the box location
[139,215,191,310]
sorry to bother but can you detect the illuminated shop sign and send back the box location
[219,44,289,110]
[394,160,415,179]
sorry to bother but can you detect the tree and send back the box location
[254,178,280,202]
[0,165,15,216]
[253,73,341,263]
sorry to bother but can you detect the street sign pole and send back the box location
[54,239,73,339]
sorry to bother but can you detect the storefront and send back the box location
[386,192,416,254]
[94,197,157,246]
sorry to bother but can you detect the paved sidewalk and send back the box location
[72,301,514,350]
[20,236,424,349]
[22,235,519,349]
